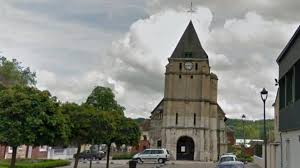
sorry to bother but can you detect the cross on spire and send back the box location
[187,1,195,17]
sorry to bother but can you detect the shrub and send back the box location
[0,159,70,168]
[237,155,253,163]
[112,153,135,160]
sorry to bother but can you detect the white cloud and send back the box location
[108,9,298,119]
[1,0,300,120]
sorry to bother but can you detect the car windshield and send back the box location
[217,165,244,168]
[220,157,234,162]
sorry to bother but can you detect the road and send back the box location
[61,160,260,168]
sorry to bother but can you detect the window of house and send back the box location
[176,113,178,125]
[295,60,300,101]
[143,135,147,141]
[195,63,198,70]
[286,68,294,106]
[279,78,286,109]
[179,75,181,79]
[191,75,193,79]
[39,145,47,152]
[194,113,196,125]
[179,63,182,70]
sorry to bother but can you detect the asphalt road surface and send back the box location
[61,160,260,168]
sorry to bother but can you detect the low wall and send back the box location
[253,155,263,168]
[47,148,77,160]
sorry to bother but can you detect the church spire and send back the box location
[170,21,208,59]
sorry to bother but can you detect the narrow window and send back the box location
[279,78,286,109]
[195,63,198,70]
[179,63,182,70]
[176,113,178,125]
[191,75,193,79]
[179,75,181,79]
[194,113,196,125]
[286,68,294,105]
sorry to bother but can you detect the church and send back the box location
[148,21,228,161]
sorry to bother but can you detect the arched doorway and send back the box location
[177,136,195,160]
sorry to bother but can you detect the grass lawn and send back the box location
[0,159,70,168]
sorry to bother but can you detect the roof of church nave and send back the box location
[170,20,208,59]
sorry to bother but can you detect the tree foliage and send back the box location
[0,85,70,167]
[86,86,125,115]
[61,103,125,168]
[101,115,140,168]
[114,118,141,147]
[226,119,274,140]
[61,103,92,145]
[85,86,140,168]
[0,57,36,87]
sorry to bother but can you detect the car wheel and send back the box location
[158,158,164,164]
[137,158,143,164]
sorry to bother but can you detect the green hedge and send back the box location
[0,159,70,168]
[112,153,135,160]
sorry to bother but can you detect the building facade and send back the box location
[0,145,48,159]
[275,25,300,168]
[133,119,151,153]
[149,21,227,161]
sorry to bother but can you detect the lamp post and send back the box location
[242,114,246,156]
[261,88,268,168]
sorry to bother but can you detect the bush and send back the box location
[237,155,253,163]
[112,153,135,160]
[0,159,70,168]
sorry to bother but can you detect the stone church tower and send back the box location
[149,21,227,161]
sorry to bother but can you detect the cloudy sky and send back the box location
[0,0,299,120]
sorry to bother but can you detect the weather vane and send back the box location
[187,1,195,18]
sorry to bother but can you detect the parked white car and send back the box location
[219,154,238,164]
[216,161,244,168]
[133,149,170,164]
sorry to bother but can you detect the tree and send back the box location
[0,56,37,158]
[0,57,36,88]
[61,103,107,168]
[0,85,70,168]
[85,86,140,168]
[86,86,125,115]
[103,116,140,168]
[61,103,85,168]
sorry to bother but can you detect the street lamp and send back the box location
[241,114,246,159]
[260,88,268,168]
[242,114,246,148]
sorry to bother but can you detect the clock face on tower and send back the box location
[184,62,193,70]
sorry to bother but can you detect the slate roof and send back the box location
[277,25,300,63]
[170,20,208,59]
[151,99,164,114]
